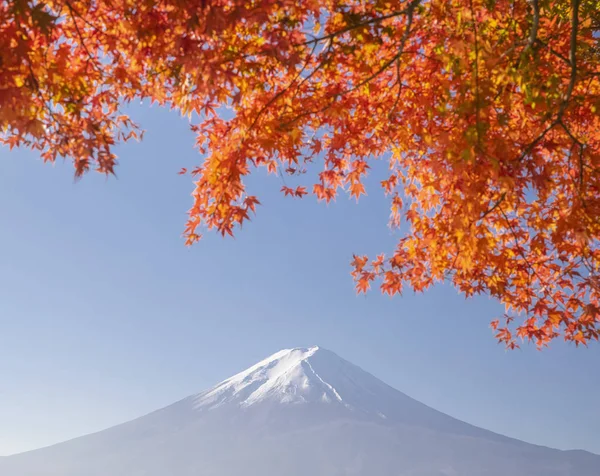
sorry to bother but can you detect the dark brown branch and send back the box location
[499,0,539,66]
[343,0,420,96]
[536,39,571,66]
[499,208,550,308]
[516,122,555,162]
[63,1,105,36]
[559,120,582,145]
[388,57,403,118]
[298,3,418,46]
[288,40,335,104]
[469,0,482,146]
[578,143,585,191]
[480,192,507,220]
[280,0,421,129]
[516,2,582,166]
[26,62,40,91]
[558,0,580,119]
[279,98,337,129]
[66,2,98,70]
[525,0,540,51]
[247,42,319,133]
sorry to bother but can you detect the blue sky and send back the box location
[1,104,599,457]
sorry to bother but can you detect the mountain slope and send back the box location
[2,346,598,476]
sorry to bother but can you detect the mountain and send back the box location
[2,346,598,476]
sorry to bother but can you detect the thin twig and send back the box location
[469,0,482,147]
[558,0,580,120]
[280,0,421,128]
[480,192,507,220]
[536,39,571,66]
[246,42,319,133]
[66,2,100,73]
[288,40,334,104]
[297,6,417,47]
[516,122,555,162]
[343,0,420,96]
[388,57,403,118]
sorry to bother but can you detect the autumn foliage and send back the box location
[2,0,600,348]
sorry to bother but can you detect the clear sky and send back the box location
[1,104,599,457]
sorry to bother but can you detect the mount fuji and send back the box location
[2,346,598,476]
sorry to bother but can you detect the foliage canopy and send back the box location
[2,0,600,347]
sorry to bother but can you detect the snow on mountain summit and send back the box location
[192,346,351,410]
[189,346,525,441]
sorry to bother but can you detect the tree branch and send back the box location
[343,0,420,95]
[558,0,580,119]
[525,0,540,52]
[247,41,319,133]
[480,192,507,220]
[280,0,421,128]
[298,3,419,46]
[516,121,555,162]
[469,0,482,146]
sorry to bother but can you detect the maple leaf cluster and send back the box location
[2,0,600,348]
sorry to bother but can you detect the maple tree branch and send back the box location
[536,39,571,66]
[516,121,555,162]
[578,143,585,193]
[517,0,582,166]
[498,207,559,316]
[63,1,102,32]
[16,24,61,133]
[497,211,586,335]
[247,42,319,133]
[561,122,587,202]
[280,0,421,128]
[65,1,102,76]
[388,57,403,118]
[559,120,582,145]
[298,5,418,46]
[498,0,539,66]
[525,0,540,52]
[558,0,580,120]
[480,192,507,220]
[26,62,40,92]
[343,0,420,95]
[278,101,337,129]
[288,40,335,104]
[469,0,482,147]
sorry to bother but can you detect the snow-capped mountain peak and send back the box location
[3,346,599,476]
[187,346,514,438]
[192,346,350,409]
